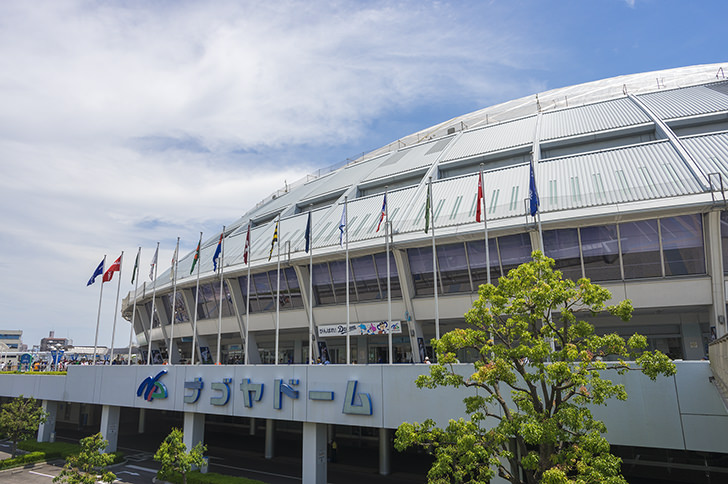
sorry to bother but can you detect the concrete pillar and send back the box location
[37,400,58,443]
[294,339,303,364]
[99,405,120,453]
[706,211,727,338]
[138,408,146,433]
[379,428,391,476]
[302,422,327,484]
[264,419,275,459]
[183,412,205,451]
[249,417,256,436]
[681,322,705,360]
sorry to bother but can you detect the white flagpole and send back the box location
[191,232,203,365]
[245,222,252,365]
[168,237,180,365]
[109,252,124,364]
[92,255,106,365]
[275,215,281,366]
[127,247,141,365]
[430,177,440,341]
[147,242,159,365]
[385,187,393,365]
[345,196,350,365]
[308,207,314,364]
[480,163,491,285]
[217,227,225,365]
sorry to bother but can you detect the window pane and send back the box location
[283,267,302,309]
[374,252,401,298]
[661,215,705,276]
[254,273,276,312]
[312,263,335,305]
[467,238,500,288]
[620,220,661,279]
[165,291,189,324]
[544,229,582,281]
[581,225,621,281]
[407,247,434,296]
[437,243,471,294]
[330,260,356,303]
[499,233,533,274]
[351,255,382,302]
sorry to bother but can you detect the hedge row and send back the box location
[0,440,124,470]
[159,470,266,484]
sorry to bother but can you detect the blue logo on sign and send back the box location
[137,370,168,402]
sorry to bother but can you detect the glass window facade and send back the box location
[194,281,234,320]
[311,252,400,306]
[164,291,190,324]
[238,268,303,313]
[541,215,705,282]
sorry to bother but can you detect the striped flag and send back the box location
[376,193,387,232]
[212,232,223,271]
[476,171,484,222]
[243,223,251,264]
[149,245,158,281]
[268,220,279,261]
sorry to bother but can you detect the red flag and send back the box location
[476,172,484,223]
[243,223,251,264]
[103,255,121,283]
[376,193,387,232]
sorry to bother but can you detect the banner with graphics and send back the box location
[317,320,401,338]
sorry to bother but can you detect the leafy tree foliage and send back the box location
[395,251,677,484]
[0,395,48,458]
[154,427,207,484]
[53,433,116,484]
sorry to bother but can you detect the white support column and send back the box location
[138,408,146,434]
[265,419,275,459]
[37,400,57,443]
[379,428,391,475]
[706,211,727,339]
[392,248,424,362]
[302,422,327,484]
[183,412,205,452]
[99,405,120,453]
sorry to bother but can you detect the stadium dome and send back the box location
[123,62,728,366]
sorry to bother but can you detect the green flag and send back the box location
[190,234,202,275]
[425,182,431,234]
[131,248,140,284]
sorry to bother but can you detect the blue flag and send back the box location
[87,259,104,286]
[338,204,346,246]
[305,211,312,253]
[529,159,540,217]
[212,233,223,271]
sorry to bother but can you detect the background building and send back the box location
[0,329,23,350]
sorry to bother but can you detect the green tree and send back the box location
[53,433,116,484]
[154,427,207,484]
[395,251,677,484]
[0,395,48,458]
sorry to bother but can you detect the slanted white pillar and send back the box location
[264,419,275,459]
[138,408,146,434]
[37,400,58,443]
[379,428,391,475]
[302,422,327,484]
[249,417,256,436]
[183,412,205,452]
[99,405,120,453]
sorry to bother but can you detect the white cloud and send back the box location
[0,0,544,346]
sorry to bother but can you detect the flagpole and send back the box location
[168,237,180,365]
[308,207,314,364]
[109,252,124,364]
[147,242,159,365]
[385,187,393,365]
[191,232,203,365]
[429,177,440,341]
[245,222,252,365]
[217,227,225,365]
[345,196,350,365]
[275,215,281,366]
[128,247,141,365]
[479,163,491,285]
[92,255,106,365]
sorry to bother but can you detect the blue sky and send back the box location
[1,0,727,349]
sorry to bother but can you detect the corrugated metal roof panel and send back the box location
[637,83,728,120]
[538,141,703,211]
[680,131,728,183]
[300,155,387,202]
[440,116,536,162]
[541,97,651,140]
[361,137,453,183]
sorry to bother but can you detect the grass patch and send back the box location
[159,470,266,484]
[0,440,124,470]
